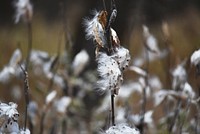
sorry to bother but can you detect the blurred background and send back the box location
[1,0,200,59]
[1,0,200,55]
[0,0,200,133]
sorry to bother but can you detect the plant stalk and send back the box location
[39,110,45,134]
[140,43,149,134]
[25,22,32,71]
[168,99,182,133]
[111,91,115,126]
[20,65,30,131]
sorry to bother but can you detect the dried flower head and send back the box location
[14,0,33,23]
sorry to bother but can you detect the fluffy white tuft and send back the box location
[0,102,19,120]
[129,110,153,126]
[143,25,159,53]
[0,49,22,83]
[9,49,22,68]
[154,90,168,106]
[0,66,15,83]
[0,118,20,133]
[20,128,30,134]
[129,66,147,76]
[0,102,20,133]
[54,96,71,114]
[191,49,200,66]
[182,82,195,99]
[14,0,33,23]
[172,65,187,90]
[30,50,50,66]
[104,124,140,134]
[84,11,106,47]
[72,50,89,76]
[46,90,57,105]
[111,47,131,71]
[96,52,123,94]
[115,107,126,123]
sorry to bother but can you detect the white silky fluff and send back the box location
[182,82,195,99]
[54,96,71,114]
[129,110,153,126]
[0,102,20,133]
[46,90,57,105]
[0,49,22,83]
[191,49,200,66]
[9,49,22,68]
[96,52,123,94]
[172,65,187,90]
[153,90,168,106]
[0,118,20,133]
[0,102,19,120]
[20,128,30,134]
[111,47,131,71]
[105,124,140,134]
[143,25,159,53]
[111,28,120,45]
[129,66,147,76]
[84,11,106,47]
[72,50,89,76]
[14,0,33,23]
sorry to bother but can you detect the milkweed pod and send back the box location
[96,52,123,95]
[111,47,131,71]
[84,10,107,48]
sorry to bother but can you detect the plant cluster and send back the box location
[0,0,199,134]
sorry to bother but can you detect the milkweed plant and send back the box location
[0,0,199,134]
